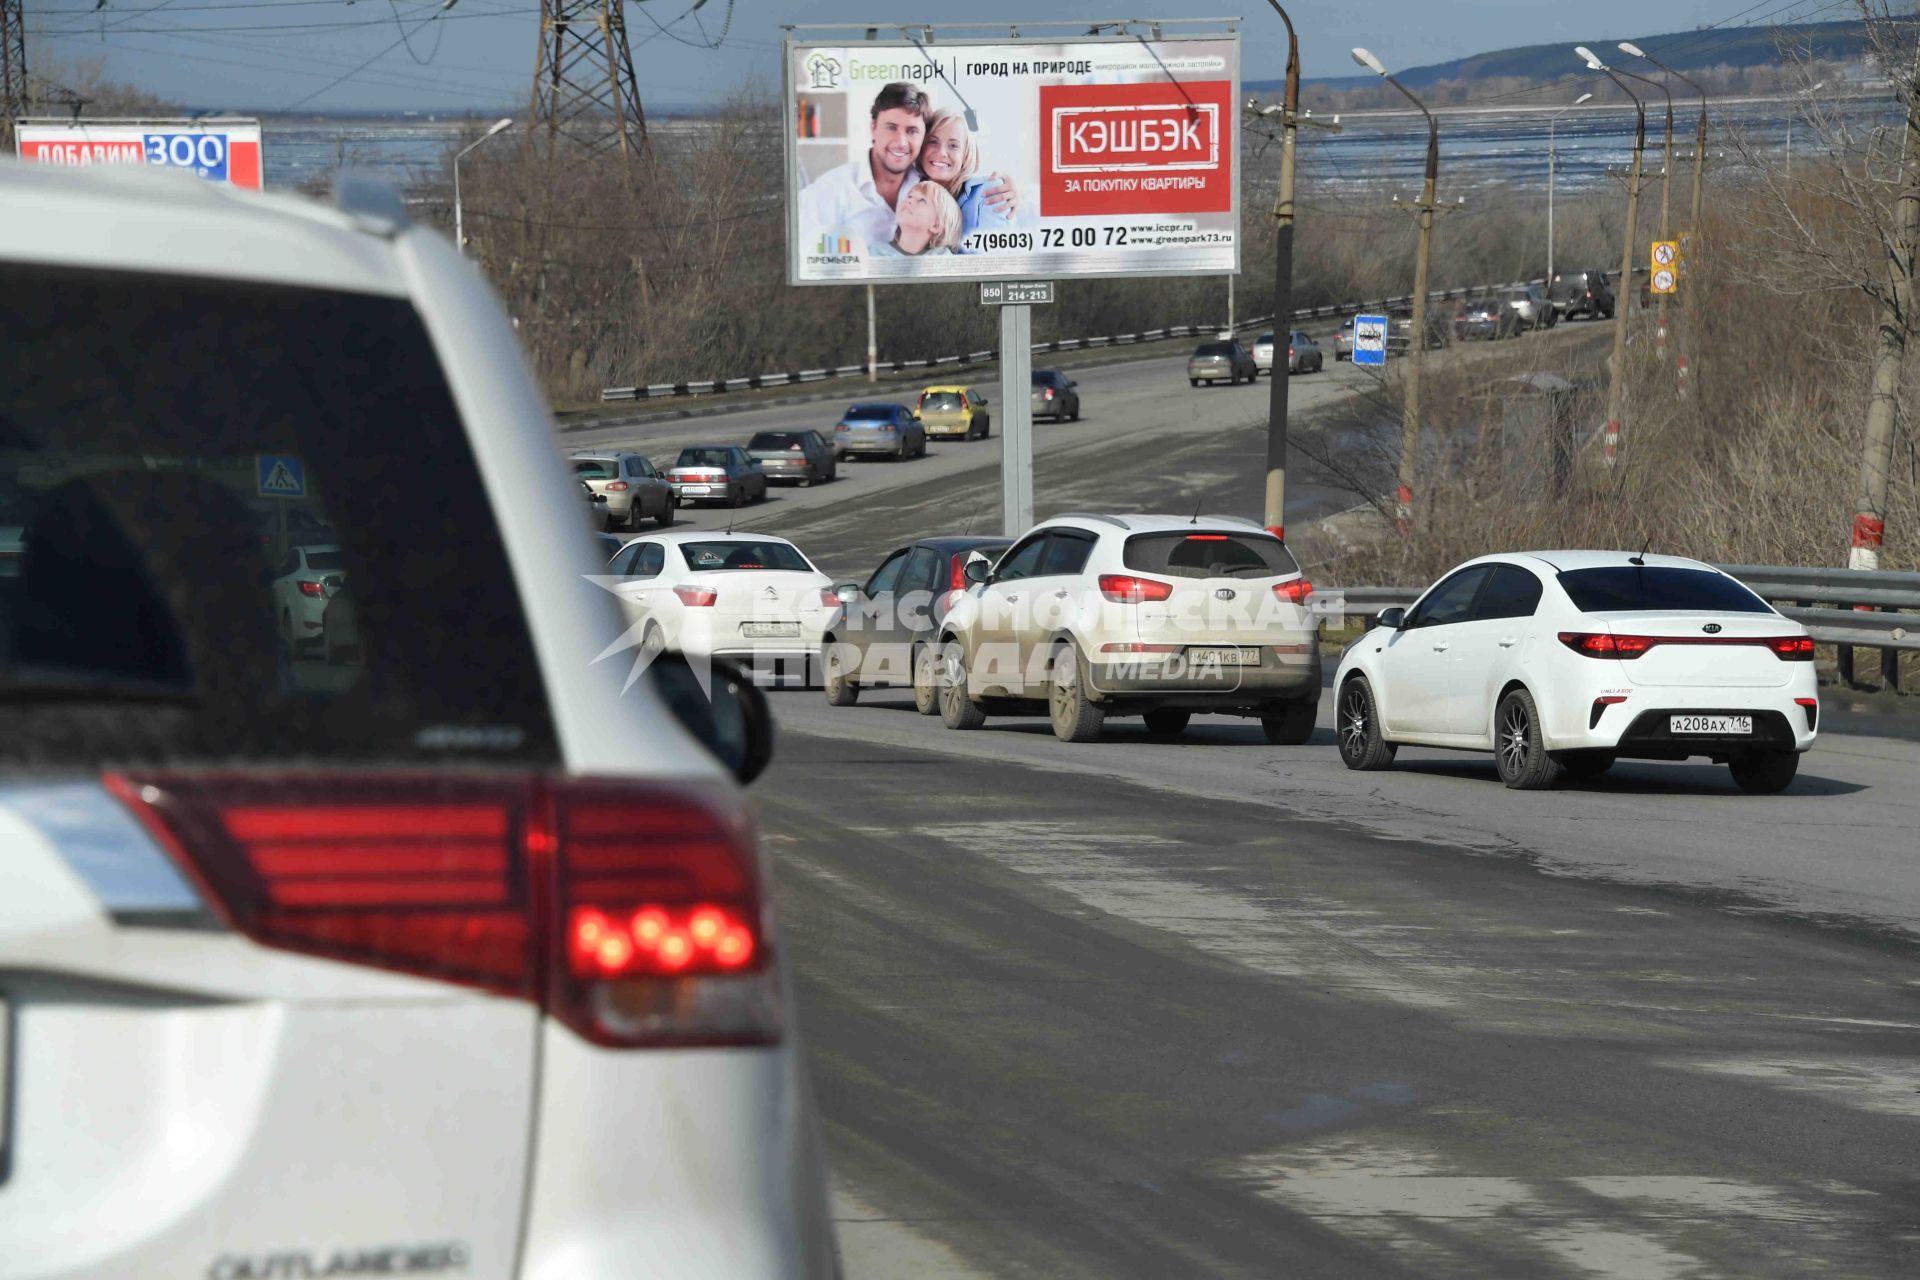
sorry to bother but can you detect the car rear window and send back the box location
[748,433,807,450]
[681,541,813,572]
[920,392,964,411]
[1556,567,1773,614]
[675,448,734,468]
[302,549,347,572]
[573,458,616,478]
[1030,371,1058,387]
[844,405,896,421]
[1194,342,1233,356]
[0,262,558,766]
[1124,532,1300,579]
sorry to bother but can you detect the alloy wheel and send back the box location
[1499,700,1531,777]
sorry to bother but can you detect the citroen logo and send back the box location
[1215,588,1237,601]
[1702,622,1722,634]
[763,586,778,600]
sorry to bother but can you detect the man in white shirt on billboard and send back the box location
[799,81,933,248]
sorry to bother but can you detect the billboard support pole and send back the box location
[999,303,1034,535]
[866,285,878,382]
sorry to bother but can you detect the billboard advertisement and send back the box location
[15,118,264,190]
[785,34,1239,285]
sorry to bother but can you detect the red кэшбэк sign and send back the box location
[1039,80,1234,218]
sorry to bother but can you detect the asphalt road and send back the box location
[555,323,1920,1276]
[767,691,1920,1279]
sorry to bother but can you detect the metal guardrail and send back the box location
[598,268,1650,403]
[1313,565,1919,689]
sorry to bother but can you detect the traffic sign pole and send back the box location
[999,302,1034,536]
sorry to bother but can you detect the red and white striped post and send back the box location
[1676,354,1690,397]
[1850,512,1885,572]
[1604,419,1620,467]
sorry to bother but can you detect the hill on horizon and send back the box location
[1250,18,1875,93]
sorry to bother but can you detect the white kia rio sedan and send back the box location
[605,531,836,683]
[1332,551,1818,792]
[0,162,835,1278]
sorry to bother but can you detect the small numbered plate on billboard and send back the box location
[1353,314,1388,366]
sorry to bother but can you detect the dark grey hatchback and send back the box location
[818,535,1013,714]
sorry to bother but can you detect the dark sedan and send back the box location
[747,429,838,486]
[818,535,1013,713]
[1453,295,1522,341]
[1031,369,1081,421]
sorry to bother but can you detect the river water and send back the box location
[259,94,1899,196]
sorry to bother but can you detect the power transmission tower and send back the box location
[529,0,650,166]
[2,0,28,155]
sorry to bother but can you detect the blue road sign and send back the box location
[1353,314,1388,367]
[256,454,306,499]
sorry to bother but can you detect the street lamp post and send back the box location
[454,117,514,257]
[1354,46,1440,532]
[1261,1,1302,540]
[1576,48,1646,469]
[1607,54,1674,360]
[1548,92,1593,287]
[1618,44,1709,248]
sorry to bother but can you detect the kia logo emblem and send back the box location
[1702,622,1722,634]
[1215,588,1237,600]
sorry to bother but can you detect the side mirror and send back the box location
[1377,607,1406,631]
[592,493,609,506]
[833,582,863,602]
[977,395,989,406]
[1067,380,1077,388]
[646,651,775,786]
[962,558,991,585]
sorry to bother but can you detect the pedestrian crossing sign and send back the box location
[256,453,306,498]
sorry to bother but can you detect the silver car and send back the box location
[666,444,769,506]
[1501,284,1556,331]
[1187,340,1259,386]
[1286,330,1325,374]
[571,450,676,530]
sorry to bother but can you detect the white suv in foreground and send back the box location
[934,513,1321,742]
[0,163,834,1278]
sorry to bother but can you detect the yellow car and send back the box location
[915,385,992,441]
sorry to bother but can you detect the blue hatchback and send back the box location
[835,402,927,461]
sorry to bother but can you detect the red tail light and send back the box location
[1560,632,1814,660]
[1559,632,1655,658]
[1043,388,1055,400]
[949,553,971,591]
[1272,579,1314,604]
[817,588,841,607]
[298,580,325,598]
[674,585,718,607]
[605,480,630,492]
[1098,574,1173,603]
[103,773,777,1048]
[1184,534,1228,541]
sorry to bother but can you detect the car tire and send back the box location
[1048,641,1104,743]
[1554,751,1615,781]
[822,640,859,707]
[1729,750,1799,794]
[1261,698,1317,746]
[1494,688,1562,790]
[938,639,987,730]
[1143,709,1190,738]
[1335,679,1395,769]
[1069,403,1080,422]
[1190,378,1199,387]
[911,643,940,716]
[657,497,676,527]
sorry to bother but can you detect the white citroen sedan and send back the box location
[0,161,835,1278]
[1332,551,1818,792]
[606,531,837,683]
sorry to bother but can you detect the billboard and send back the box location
[785,34,1239,285]
[15,118,264,190]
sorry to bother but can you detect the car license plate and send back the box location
[1670,714,1751,735]
[1188,647,1255,665]
[741,622,799,638]
[683,484,714,494]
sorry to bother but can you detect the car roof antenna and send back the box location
[726,503,737,536]
[1628,535,1650,567]
[1189,494,1203,525]
[961,506,979,538]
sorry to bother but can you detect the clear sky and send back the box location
[22,0,1838,115]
